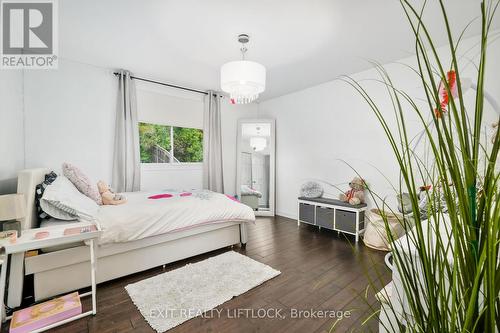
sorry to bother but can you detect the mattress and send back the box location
[95,189,255,244]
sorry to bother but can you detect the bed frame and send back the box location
[7,168,248,307]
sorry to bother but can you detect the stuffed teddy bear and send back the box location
[97,181,127,205]
[339,177,366,205]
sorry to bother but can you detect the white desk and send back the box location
[0,222,101,332]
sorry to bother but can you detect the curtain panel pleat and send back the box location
[112,70,141,192]
[202,92,224,193]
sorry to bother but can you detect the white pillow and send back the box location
[40,176,99,221]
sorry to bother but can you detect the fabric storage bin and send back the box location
[335,209,357,233]
[299,203,315,224]
[316,206,334,229]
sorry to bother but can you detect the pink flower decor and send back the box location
[148,192,192,199]
[148,194,173,199]
[434,70,458,118]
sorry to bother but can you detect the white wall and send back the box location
[259,33,500,219]
[23,59,116,183]
[140,163,203,191]
[9,59,257,193]
[0,71,25,194]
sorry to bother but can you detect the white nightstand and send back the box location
[0,222,101,332]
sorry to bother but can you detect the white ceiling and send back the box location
[60,0,497,101]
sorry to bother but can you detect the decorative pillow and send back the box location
[35,171,59,223]
[40,176,99,221]
[300,181,324,198]
[62,162,102,205]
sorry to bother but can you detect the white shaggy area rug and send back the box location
[125,251,281,332]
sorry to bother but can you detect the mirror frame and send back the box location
[236,118,276,217]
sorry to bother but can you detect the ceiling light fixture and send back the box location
[220,34,266,104]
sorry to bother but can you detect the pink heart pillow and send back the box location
[148,194,173,199]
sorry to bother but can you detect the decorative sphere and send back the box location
[300,181,323,198]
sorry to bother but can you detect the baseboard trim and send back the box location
[276,211,296,220]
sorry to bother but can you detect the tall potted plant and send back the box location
[344,0,500,331]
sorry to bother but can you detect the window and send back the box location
[139,122,203,163]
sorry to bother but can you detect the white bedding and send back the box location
[95,190,255,244]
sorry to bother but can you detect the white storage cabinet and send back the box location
[297,197,367,242]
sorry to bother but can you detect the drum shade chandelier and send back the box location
[220,34,266,104]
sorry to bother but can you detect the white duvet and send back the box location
[95,190,255,244]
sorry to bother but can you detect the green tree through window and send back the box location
[173,127,203,162]
[139,122,203,163]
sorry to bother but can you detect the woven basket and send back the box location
[363,209,406,251]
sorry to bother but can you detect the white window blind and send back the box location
[136,82,204,129]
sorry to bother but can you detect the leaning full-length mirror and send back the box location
[236,119,275,216]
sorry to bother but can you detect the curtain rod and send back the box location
[113,72,209,95]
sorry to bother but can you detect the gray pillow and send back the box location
[40,199,78,221]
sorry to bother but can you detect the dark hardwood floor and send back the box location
[21,216,391,333]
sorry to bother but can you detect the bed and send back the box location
[7,168,254,307]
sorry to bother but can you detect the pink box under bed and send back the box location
[10,292,82,333]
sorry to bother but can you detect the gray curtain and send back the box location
[112,70,141,192]
[203,91,224,193]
